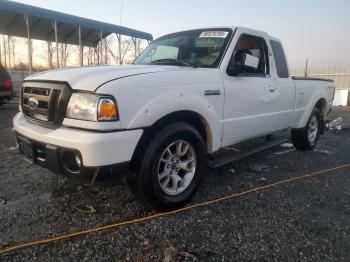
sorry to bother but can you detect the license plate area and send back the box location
[17,136,35,163]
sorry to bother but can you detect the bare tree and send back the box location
[36,42,55,69]
[11,36,16,69]
[121,39,132,64]
[136,38,144,56]
[60,43,71,67]
[47,42,55,69]
[83,46,100,66]
[7,36,11,70]
[104,38,108,64]
[107,34,132,65]
[93,47,100,65]
[86,47,95,66]
[3,35,7,68]
[107,36,118,64]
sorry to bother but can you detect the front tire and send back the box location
[137,122,207,210]
[291,108,321,150]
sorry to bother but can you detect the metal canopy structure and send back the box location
[0,0,153,73]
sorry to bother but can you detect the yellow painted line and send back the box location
[1,163,350,256]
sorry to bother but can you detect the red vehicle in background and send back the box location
[0,64,13,105]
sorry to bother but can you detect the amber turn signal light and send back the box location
[98,98,118,121]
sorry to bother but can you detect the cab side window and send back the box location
[270,40,289,78]
[231,34,269,76]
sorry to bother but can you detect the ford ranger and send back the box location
[13,27,335,208]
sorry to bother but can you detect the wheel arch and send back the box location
[315,98,327,118]
[130,110,212,172]
[295,94,328,129]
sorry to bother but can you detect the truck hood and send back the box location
[25,65,191,92]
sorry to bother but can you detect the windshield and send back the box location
[133,28,233,68]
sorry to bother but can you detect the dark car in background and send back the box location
[0,64,13,105]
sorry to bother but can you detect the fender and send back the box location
[97,69,225,152]
[126,90,222,152]
[295,88,328,129]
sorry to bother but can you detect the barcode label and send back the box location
[199,31,229,38]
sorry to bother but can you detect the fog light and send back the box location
[61,151,81,174]
[75,155,82,167]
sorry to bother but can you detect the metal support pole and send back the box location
[52,20,59,68]
[78,26,83,66]
[24,14,32,74]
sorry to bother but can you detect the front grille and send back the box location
[22,82,71,127]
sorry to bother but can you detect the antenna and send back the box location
[120,0,124,26]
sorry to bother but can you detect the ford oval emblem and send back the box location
[28,96,39,109]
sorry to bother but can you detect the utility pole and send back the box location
[304,59,309,77]
[120,0,123,26]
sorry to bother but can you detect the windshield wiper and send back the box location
[150,59,196,68]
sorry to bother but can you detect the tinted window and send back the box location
[270,40,289,78]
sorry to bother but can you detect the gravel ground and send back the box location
[0,104,350,261]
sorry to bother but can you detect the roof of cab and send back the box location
[156,26,282,43]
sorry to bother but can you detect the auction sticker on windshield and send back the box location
[199,31,229,38]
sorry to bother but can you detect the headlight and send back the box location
[66,93,118,121]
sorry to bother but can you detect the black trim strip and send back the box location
[62,125,145,133]
[23,79,70,85]
[292,76,334,82]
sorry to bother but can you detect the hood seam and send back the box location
[93,71,167,92]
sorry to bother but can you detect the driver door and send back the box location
[222,33,276,146]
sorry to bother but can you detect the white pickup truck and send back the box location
[13,27,335,208]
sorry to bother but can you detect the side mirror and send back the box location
[227,53,259,76]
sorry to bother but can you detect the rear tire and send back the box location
[291,108,321,150]
[137,122,207,210]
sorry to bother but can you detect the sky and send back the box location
[13,0,350,69]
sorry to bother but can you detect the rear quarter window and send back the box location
[270,40,289,78]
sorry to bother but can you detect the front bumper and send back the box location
[13,112,143,168]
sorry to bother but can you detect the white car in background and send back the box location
[13,27,335,209]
